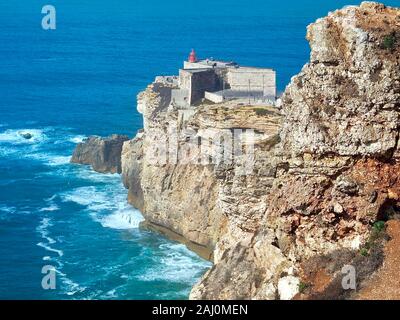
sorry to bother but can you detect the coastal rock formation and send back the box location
[282,2,399,158]
[71,134,129,174]
[121,132,145,212]
[121,1,400,299]
[267,1,400,260]
[19,132,33,140]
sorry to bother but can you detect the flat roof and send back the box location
[181,68,215,73]
[232,66,275,72]
[194,59,238,67]
[187,59,274,71]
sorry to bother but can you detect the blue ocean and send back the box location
[0,0,397,300]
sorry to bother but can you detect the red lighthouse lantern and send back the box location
[188,49,197,63]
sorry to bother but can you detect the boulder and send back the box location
[19,132,32,140]
[71,134,129,174]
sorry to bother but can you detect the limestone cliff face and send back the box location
[123,80,281,253]
[282,2,399,157]
[121,133,144,212]
[267,1,400,261]
[122,2,400,300]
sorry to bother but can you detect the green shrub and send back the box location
[359,221,387,257]
[360,248,369,257]
[383,34,396,50]
[373,221,386,233]
[254,108,269,116]
[298,282,310,293]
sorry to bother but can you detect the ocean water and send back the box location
[0,0,398,299]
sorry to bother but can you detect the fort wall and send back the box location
[227,67,276,98]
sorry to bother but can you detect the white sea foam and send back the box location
[0,146,16,157]
[58,271,87,296]
[76,167,120,183]
[36,218,86,296]
[34,165,207,298]
[1,206,16,221]
[61,186,111,210]
[52,266,87,296]
[0,128,47,145]
[37,242,64,257]
[36,218,63,257]
[48,155,71,166]
[61,185,144,230]
[100,205,144,229]
[28,153,71,166]
[45,195,57,202]
[69,135,86,144]
[39,195,60,212]
[137,243,211,283]
[39,204,60,212]
[36,217,86,296]
[36,218,57,245]
[0,206,15,221]
[102,289,118,299]
[0,128,50,162]
[2,148,71,167]
[0,206,16,213]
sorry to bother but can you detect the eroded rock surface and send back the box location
[71,134,129,174]
[121,2,400,300]
[121,133,145,212]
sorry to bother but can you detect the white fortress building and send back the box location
[156,50,277,108]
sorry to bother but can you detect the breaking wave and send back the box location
[99,205,144,229]
[28,153,71,166]
[2,124,209,299]
[39,196,60,212]
[0,128,47,145]
[136,243,211,283]
[61,184,144,230]
[68,135,86,144]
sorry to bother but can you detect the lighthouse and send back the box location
[188,49,197,63]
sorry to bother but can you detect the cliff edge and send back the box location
[121,2,399,299]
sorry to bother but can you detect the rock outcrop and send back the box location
[120,2,400,299]
[19,132,33,140]
[71,134,129,174]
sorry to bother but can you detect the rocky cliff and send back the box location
[121,2,399,299]
[71,134,129,174]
